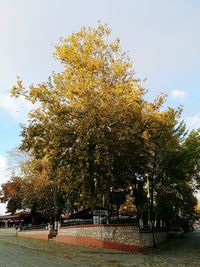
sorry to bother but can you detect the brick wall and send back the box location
[14,224,167,251]
[0,227,17,236]
[139,232,167,247]
[56,224,167,252]
[17,229,50,240]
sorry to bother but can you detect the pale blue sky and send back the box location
[0,0,200,211]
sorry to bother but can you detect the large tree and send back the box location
[9,24,200,224]
[11,24,148,211]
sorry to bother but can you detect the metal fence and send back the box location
[19,224,48,231]
[61,217,139,227]
[61,219,93,227]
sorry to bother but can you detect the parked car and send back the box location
[169,227,184,238]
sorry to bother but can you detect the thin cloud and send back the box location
[171,89,187,100]
[185,113,200,130]
[0,93,33,122]
[0,154,16,214]
[0,155,7,170]
[0,155,10,185]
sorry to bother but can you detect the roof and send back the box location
[0,210,30,220]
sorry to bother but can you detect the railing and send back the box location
[61,217,139,227]
[108,218,138,225]
[61,219,93,227]
[19,224,48,231]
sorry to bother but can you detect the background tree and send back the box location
[1,176,23,213]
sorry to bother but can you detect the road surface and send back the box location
[0,240,89,267]
[0,230,199,266]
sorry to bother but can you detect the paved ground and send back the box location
[0,241,88,267]
[0,230,199,267]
